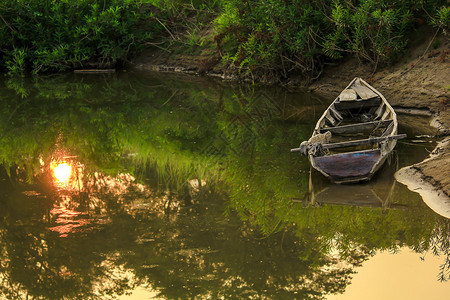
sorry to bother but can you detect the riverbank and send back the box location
[131,31,449,203]
[307,33,449,203]
[395,137,450,218]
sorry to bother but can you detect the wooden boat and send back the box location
[291,77,406,183]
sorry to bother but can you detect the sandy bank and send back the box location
[395,137,450,218]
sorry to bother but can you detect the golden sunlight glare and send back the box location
[54,163,72,182]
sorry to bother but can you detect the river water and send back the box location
[0,72,448,299]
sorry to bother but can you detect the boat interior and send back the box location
[315,80,396,154]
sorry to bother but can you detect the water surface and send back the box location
[0,72,448,299]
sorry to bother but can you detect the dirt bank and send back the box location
[395,137,450,218]
[131,31,449,203]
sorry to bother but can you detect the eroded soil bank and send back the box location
[131,32,450,203]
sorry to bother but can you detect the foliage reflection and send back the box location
[0,73,448,299]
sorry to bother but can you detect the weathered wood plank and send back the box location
[319,120,392,134]
[339,89,358,101]
[325,114,336,126]
[329,106,343,121]
[351,80,378,99]
[334,97,381,110]
[290,134,405,153]
[381,108,391,120]
[322,134,406,149]
[381,121,394,137]
[374,103,386,119]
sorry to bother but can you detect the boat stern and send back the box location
[311,150,383,183]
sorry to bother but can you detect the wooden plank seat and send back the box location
[290,134,406,153]
[321,134,406,150]
[319,120,392,135]
[334,97,381,110]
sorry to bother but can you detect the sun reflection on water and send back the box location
[49,158,84,190]
[54,163,72,182]
[45,155,189,237]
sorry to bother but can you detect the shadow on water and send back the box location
[0,72,449,299]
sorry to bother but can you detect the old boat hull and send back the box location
[298,153,405,209]
[294,77,405,184]
[311,149,384,183]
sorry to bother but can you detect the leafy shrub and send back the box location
[0,0,161,74]
[214,0,449,77]
[5,47,27,75]
[149,0,222,52]
[324,1,413,67]
[432,6,450,33]
[214,0,327,78]
[0,0,447,77]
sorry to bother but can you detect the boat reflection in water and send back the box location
[297,153,406,210]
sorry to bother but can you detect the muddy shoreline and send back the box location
[131,35,449,205]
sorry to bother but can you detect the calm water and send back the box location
[0,72,448,299]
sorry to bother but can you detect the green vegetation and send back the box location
[1,0,448,76]
[214,0,449,77]
[0,0,162,75]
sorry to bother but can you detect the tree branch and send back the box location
[0,12,18,34]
